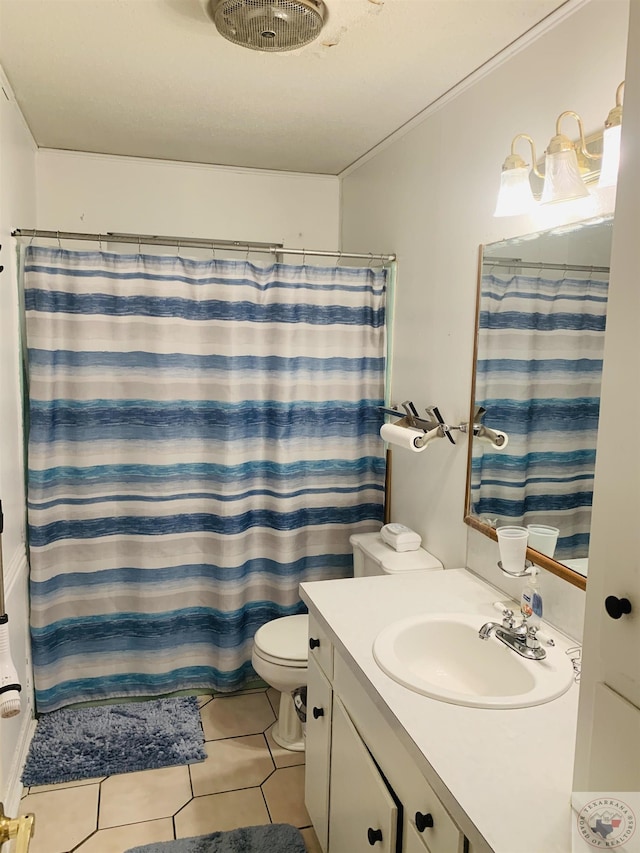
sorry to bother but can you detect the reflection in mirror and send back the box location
[465,217,614,589]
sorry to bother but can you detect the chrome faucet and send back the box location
[479,608,554,661]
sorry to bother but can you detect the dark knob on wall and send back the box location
[415,811,434,832]
[312,706,324,719]
[367,828,383,845]
[605,596,632,619]
[309,637,320,650]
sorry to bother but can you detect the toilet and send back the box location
[251,530,443,751]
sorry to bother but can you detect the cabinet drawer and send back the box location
[305,655,333,853]
[308,614,334,681]
[334,654,464,853]
[330,698,398,853]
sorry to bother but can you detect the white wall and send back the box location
[35,149,340,252]
[0,65,37,813]
[340,0,629,640]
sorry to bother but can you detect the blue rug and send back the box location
[125,824,306,852]
[21,697,206,786]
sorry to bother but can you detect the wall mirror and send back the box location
[465,215,614,590]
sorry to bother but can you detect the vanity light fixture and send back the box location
[598,81,624,188]
[494,80,625,215]
[540,110,600,205]
[494,134,542,217]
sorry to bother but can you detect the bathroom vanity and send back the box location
[300,569,580,853]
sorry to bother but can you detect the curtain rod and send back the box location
[484,256,610,273]
[12,229,396,263]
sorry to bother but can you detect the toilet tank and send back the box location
[349,532,443,577]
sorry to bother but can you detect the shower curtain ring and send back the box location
[211,243,216,260]
[138,236,141,254]
[56,231,61,249]
[302,248,306,266]
[245,244,250,261]
[335,251,342,268]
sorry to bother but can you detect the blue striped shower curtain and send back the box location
[24,246,387,712]
[471,270,608,559]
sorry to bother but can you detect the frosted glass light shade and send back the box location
[540,149,589,205]
[494,167,535,217]
[598,123,622,188]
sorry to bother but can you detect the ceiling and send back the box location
[0,0,569,175]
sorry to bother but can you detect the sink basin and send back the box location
[372,613,574,709]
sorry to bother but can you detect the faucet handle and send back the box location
[502,609,516,629]
[492,602,516,628]
[525,624,555,649]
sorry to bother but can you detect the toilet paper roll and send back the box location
[380,422,427,452]
[489,429,509,450]
[480,427,509,450]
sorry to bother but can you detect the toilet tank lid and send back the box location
[350,532,443,572]
[254,614,309,662]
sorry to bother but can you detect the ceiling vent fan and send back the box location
[209,0,327,52]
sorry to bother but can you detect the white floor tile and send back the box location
[74,818,174,852]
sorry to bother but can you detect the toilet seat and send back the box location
[253,614,309,667]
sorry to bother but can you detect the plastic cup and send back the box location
[526,524,560,558]
[496,526,529,574]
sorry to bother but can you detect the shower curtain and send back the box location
[23,246,387,712]
[471,269,608,560]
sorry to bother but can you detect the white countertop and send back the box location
[300,568,580,853]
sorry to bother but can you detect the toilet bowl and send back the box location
[251,613,309,751]
[251,530,443,751]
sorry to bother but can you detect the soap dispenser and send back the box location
[520,566,543,625]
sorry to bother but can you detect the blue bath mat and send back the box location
[21,696,206,786]
[125,824,306,853]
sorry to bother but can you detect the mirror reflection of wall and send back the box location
[467,217,613,583]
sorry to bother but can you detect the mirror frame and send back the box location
[464,244,587,592]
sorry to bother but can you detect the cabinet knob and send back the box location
[415,811,434,832]
[605,596,632,620]
[309,637,320,650]
[367,827,383,845]
[312,706,324,719]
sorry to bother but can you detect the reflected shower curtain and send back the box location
[471,270,608,560]
[24,247,386,712]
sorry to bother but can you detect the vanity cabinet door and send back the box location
[305,654,333,853]
[308,614,334,681]
[329,698,399,853]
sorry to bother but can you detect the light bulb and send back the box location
[598,123,622,188]
[494,167,535,217]
[540,149,589,205]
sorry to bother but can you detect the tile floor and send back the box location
[18,688,321,853]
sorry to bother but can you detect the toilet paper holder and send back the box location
[379,402,509,449]
[459,406,509,448]
[379,401,460,446]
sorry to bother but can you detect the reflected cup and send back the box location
[526,524,560,558]
[496,526,529,574]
